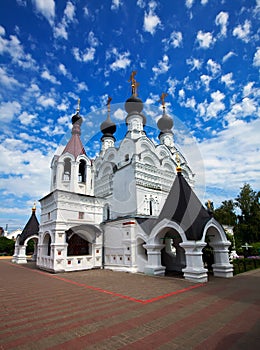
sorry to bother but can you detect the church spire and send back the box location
[62,99,86,158]
[157,92,174,150]
[100,96,116,153]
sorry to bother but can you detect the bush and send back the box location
[232,257,260,275]
[0,237,15,255]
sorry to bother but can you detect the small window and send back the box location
[78,212,84,219]
[47,212,50,221]
[125,154,129,162]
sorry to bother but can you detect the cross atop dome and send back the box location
[128,70,140,97]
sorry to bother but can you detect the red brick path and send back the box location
[0,260,259,349]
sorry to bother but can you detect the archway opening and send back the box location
[161,229,186,277]
[63,158,71,181]
[42,233,51,256]
[78,159,86,183]
[67,234,91,256]
[203,226,222,274]
[26,237,38,261]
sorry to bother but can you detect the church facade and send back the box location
[13,74,233,283]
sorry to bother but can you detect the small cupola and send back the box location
[125,71,146,138]
[157,93,174,149]
[100,96,116,153]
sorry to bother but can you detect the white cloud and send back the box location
[53,1,76,40]
[207,59,221,76]
[0,25,5,36]
[143,5,161,35]
[113,108,125,120]
[58,63,67,76]
[207,90,225,118]
[137,0,146,8]
[233,20,251,43]
[37,95,56,108]
[253,47,260,67]
[83,6,89,16]
[243,82,255,97]
[111,0,122,10]
[221,73,234,88]
[185,0,194,9]
[110,49,131,71]
[167,77,178,97]
[0,67,20,88]
[0,142,52,198]
[163,31,183,50]
[196,30,216,49]
[199,118,260,205]
[222,51,236,63]
[77,82,88,91]
[198,90,225,120]
[0,101,21,122]
[200,74,212,91]
[186,57,203,71]
[72,47,96,62]
[41,69,61,85]
[152,55,171,78]
[215,11,229,37]
[31,0,55,26]
[18,111,37,125]
[88,31,99,47]
[0,30,37,69]
[201,0,208,4]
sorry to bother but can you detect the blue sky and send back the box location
[0,0,259,231]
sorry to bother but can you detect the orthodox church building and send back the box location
[13,73,233,283]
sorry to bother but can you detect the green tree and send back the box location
[0,237,15,255]
[235,183,260,244]
[214,200,237,226]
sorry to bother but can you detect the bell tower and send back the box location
[50,99,93,195]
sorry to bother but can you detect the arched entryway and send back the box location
[42,233,52,256]
[202,220,233,278]
[67,233,91,256]
[161,229,186,277]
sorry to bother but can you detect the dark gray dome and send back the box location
[100,115,116,138]
[157,112,173,133]
[125,95,143,114]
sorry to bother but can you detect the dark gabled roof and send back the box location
[158,172,211,240]
[19,210,39,245]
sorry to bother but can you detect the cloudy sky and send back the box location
[0,0,259,231]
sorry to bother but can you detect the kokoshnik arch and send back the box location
[13,72,233,283]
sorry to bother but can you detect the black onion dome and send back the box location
[125,95,143,114]
[100,115,116,138]
[72,112,82,125]
[157,111,173,133]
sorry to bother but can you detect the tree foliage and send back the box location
[0,237,15,255]
[213,183,260,246]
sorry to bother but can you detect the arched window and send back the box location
[78,159,86,183]
[43,233,51,256]
[63,158,71,181]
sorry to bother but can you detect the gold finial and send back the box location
[76,98,80,113]
[175,152,182,173]
[106,96,112,114]
[207,200,212,210]
[32,202,36,213]
[159,92,168,111]
[128,70,140,96]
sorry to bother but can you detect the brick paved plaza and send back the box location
[0,259,259,349]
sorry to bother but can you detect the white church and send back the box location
[13,73,233,283]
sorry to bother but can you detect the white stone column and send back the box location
[180,241,208,283]
[211,241,233,278]
[13,245,27,264]
[143,244,165,276]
